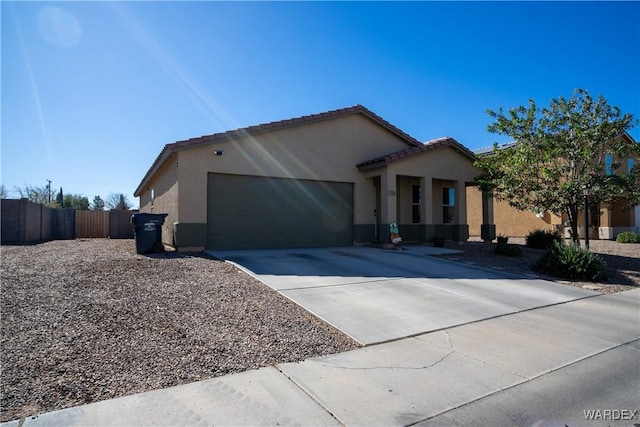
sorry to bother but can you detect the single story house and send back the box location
[135,105,489,251]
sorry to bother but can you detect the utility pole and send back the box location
[46,179,52,204]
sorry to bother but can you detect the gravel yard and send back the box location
[0,240,360,422]
[442,238,640,294]
[1,238,638,422]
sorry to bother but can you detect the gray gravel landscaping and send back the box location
[442,237,640,294]
[0,239,360,422]
[1,237,638,423]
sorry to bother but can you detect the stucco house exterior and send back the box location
[467,133,640,240]
[134,105,485,251]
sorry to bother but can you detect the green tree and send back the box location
[63,194,90,210]
[91,195,105,210]
[475,89,639,245]
[76,196,90,210]
[56,187,64,207]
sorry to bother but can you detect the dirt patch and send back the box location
[0,239,360,422]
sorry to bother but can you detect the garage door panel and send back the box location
[210,214,312,233]
[207,174,353,249]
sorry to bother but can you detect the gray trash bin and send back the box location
[131,213,168,254]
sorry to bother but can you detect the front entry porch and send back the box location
[365,173,475,245]
[355,137,491,246]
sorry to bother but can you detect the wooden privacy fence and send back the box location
[1,199,137,244]
[76,210,110,238]
[75,209,136,239]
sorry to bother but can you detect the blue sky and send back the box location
[3,1,639,207]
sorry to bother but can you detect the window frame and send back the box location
[411,184,421,224]
[442,187,455,224]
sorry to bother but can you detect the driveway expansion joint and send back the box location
[360,293,600,348]
[317,351,456,372]
[274,366,345,426]
[277,277,400,292]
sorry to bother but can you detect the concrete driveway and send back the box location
[208,245,597,345]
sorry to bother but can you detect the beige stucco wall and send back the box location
[467,187,483,236]
[387,147,480,181]
[138,153,179,244]
[610,198,635,227]
[466,186,561,237]
[175,114,413,226]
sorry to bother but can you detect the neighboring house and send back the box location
[467,188,563,238]
[467,133,639,240]
[134,105,485,250]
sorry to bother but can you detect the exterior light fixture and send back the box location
[213,150,224,156]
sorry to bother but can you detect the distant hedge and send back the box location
[616,232,640,243]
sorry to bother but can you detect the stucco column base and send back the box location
[425,224,469,243]
[378,223,391,244]
[481,224,496,242]
[173,222,207,251]
[598,227,613,240]
[452,224,469,242]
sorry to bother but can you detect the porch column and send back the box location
[421,177,433,224]
[453,180,469,242]
[379,171,397,241]
[480,191,496,242]
[455,180,467,225]
[599,203,613,240]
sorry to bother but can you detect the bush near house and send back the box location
[534,242,607,282]
[616,232,640,243]
[526,229,563,249]
[494,242,522,257]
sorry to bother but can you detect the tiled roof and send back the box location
[473,142,517,155]
[474,132,638,155]
[135,105,421,196]
[356,137,476,170]
[172,104,420,147]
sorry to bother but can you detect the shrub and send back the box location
[494,242,522,257]
[533,242,607,282]
[526,229,562,249]
[496,235,509,244]
[616,232,640,243]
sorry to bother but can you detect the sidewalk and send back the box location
[8,289,638,427]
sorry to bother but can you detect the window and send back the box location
[629,158,635,174]
[605,153,613,175]
[411,185,421,224]
[442,187,455,223]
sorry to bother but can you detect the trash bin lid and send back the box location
[131,213,168,224]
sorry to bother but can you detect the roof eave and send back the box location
[134,104,422,197]
[134,145,176,197]
[357,161,386,171]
